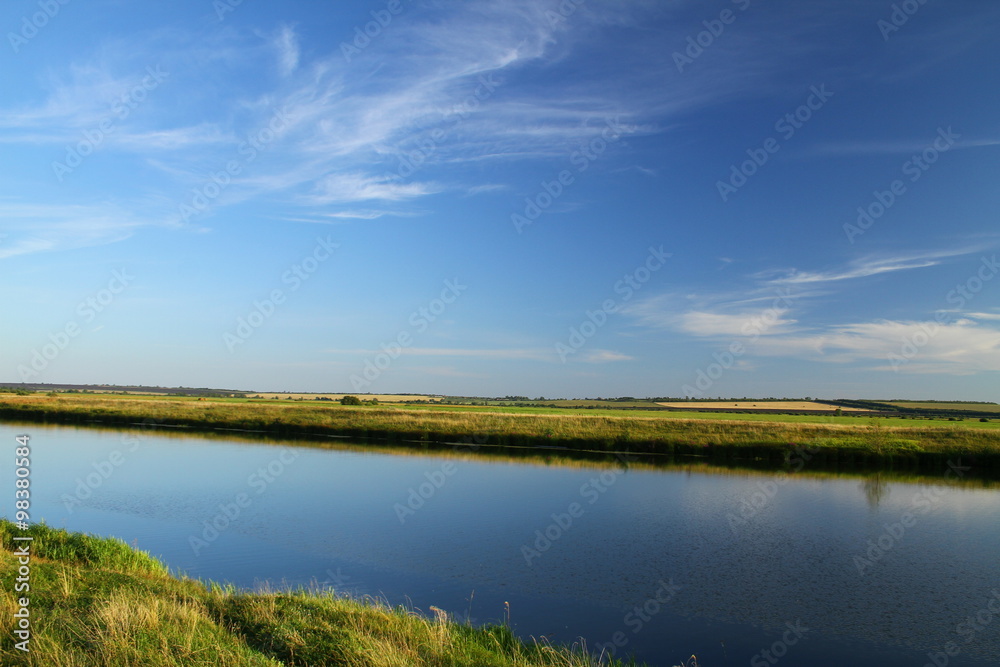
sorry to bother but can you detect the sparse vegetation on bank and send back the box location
[2,393,1000,473]
[0,520,644,666]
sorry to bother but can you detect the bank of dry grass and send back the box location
[0,520,642,666]
[2,393,999,465]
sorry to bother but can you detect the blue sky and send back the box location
[2,0,999,400]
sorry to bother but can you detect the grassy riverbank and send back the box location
[0,520,643,666]
[2,393,1000,471]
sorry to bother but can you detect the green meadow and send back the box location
[1,393,999,471]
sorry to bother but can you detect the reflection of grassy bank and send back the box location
[2,394,1000,474]
[8,417,999,489]
[0,520,641,666]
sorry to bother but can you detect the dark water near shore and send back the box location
[3,422,999,667]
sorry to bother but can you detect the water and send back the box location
[3,422,999,666]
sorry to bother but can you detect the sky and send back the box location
[1,0,999,400]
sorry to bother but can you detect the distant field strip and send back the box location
[887,401,1000,413]
[2,395,999,464]
[656,401,869,412]
[249,393,435,402]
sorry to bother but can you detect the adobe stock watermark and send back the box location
[224,236,339,352]
[717,84,833,202]
[340,0,414,62]
[213,0,245,21]
[595,578,682,658]
[673,0,752,73]
[681,288,794,396]
[521,453,635,567]
[178,106,291,223]
[394,433,487,524]
[318,567,354,591]
[888,254,996,371]
[189,448,300,556]
[512,116,629,234]
[878,0,931,42]
[8,0,72,53]
[52,65,169,182]
[852,459,968,576]
[384,73,500,183]
[16,269,134,381]
[922,589,1000,667]
[556,245,670,362]
[727,443,822,534]
[750,620,810,666]
[843,127,958,244]
[393,461,457,524]
[543,0,587,29]
[60,420,158,512]
[348,278,467,390]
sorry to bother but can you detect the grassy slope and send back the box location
[2,395,1000,464]
[0,521,641,667]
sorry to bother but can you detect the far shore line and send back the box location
[2,393,1000,477]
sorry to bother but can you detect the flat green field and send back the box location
[3,393,1000,475]
[20,392,1000,429]
[396,402,1000,429]
[884,401,1000,413]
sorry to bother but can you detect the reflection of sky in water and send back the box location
[4,422,998,667]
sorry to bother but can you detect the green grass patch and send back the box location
[881,401,1000,413]
[3,394,1000,473]
[0,520,643,666]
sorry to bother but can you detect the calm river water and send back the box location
[2,422,999,667]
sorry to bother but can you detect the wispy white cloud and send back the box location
[97,8,653,222]
[579,349,634,363]
[757,252,970,286]
[406,348,549,360]
[807,136,1000,157]
[677,310,798,338]
[0,201,175,259]
[0,1,714,256]
[752,319,1000,373]
[5,1,990,265]
[624,247,1000,374]
[624,291,797,337]
[114,125,230,151]
[281,210,390,223]
[464,184,507,195]
[0,64,129,131]
[273,24,300,76]
[307,173,441,204]
[324,347,551,361]
[0,59,214,152]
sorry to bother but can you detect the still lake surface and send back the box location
[3,422,999,667]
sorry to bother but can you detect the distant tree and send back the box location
[340,395,362,406]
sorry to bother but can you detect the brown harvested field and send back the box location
[656,401,868,412]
